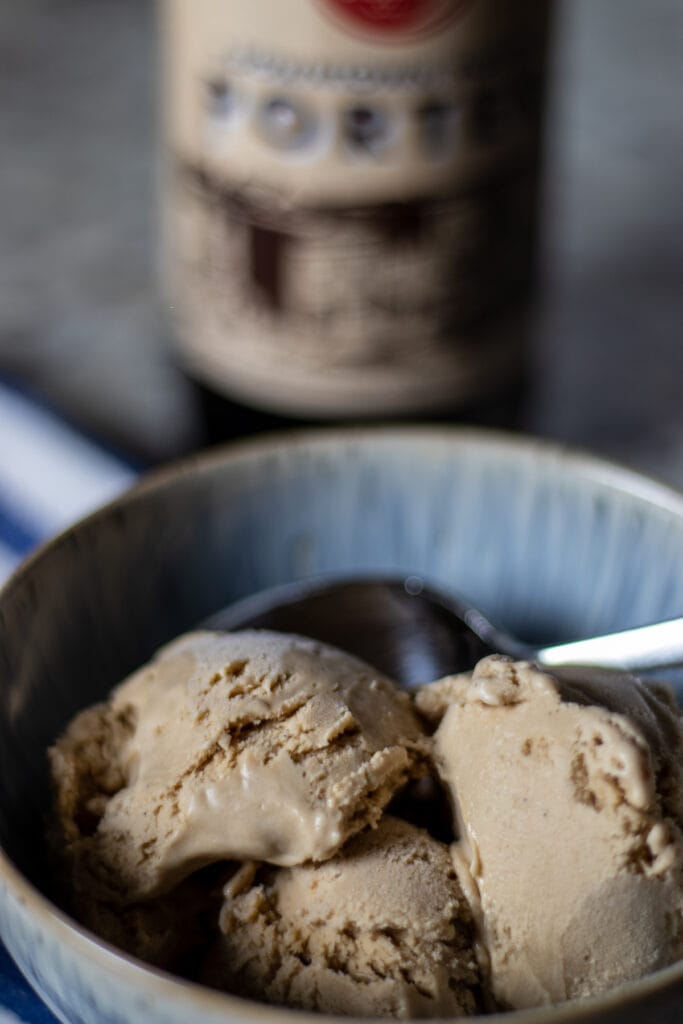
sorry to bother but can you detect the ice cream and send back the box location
[48,628,683,1016]
[49,629,426,902]
[419,655,683,1010]
[203,816,482,1018]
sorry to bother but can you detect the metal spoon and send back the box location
[203,575,683,689]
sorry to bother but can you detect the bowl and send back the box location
[1,427,682,1024]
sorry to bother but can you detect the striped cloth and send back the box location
[0,380,139,1021]
[0,381,137,582]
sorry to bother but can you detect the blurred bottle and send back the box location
[160,0,553,441]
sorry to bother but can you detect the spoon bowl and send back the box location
[205,576,502,686]
[206,575,683,688]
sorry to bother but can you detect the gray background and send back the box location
[2,0,682,474]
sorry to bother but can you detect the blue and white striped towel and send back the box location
[0,380,139,1022]
[0,381,137,583]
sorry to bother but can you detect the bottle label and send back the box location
[162,0,551,414]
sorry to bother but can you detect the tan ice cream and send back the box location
[419,655,683,1010]
[203,816,482,1018]
[50,630,426,905]
[49,627,683,1014]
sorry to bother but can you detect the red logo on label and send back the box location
[319,0,469,39]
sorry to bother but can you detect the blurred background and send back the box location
[1,0,682,468]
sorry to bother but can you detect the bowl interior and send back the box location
[2,429,683,905]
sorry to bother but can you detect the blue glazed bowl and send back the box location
[1,428,682,1024]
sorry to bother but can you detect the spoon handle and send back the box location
[537,617,683,672]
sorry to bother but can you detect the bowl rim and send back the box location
[1,424,683,1022]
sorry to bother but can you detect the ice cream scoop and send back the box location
[206,575,683,687]
[50,630,426,903]
[203,816,483,1018]
[419,656,683,1010]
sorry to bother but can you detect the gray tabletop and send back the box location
[2,0,682,479]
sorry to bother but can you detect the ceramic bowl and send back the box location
[1,428,682,1024]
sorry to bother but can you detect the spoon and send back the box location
[204,575,683,689]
